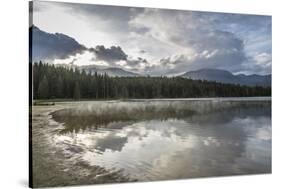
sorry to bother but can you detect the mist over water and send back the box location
[49,98,271,181]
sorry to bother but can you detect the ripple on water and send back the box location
[50,100,271,181]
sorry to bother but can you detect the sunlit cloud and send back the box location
[32,1,271,75]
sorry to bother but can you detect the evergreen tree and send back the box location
[38,75,49,99]
[56,76,64,98]
[32,62,271,100]
[73,81,81,100]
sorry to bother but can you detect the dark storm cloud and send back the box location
[89,45,128,63]
[88,45,149,68]
[31,25,86,62]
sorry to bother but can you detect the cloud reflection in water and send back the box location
[52,100,271,181]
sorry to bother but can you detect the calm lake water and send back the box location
[32,97,271,187]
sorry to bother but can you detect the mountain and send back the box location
[29,25,86,62]
[99,67,140,77]
[79,65,140,77]
[54,64,140,77]
[180,68,271,87]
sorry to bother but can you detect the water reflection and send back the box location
[51,99,271,181]
[52,100,270,134]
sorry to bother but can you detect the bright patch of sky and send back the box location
[32,1,271,75]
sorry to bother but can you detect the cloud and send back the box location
[89,45,128,63]
[253,52,272,66]
[129,9,271,75]
[127,57,148,66]
[155,48,247,74]
[241,52,272,75]
[86,45,150,71]
[30,1,49,13]
[30,25,143,69]
[32,2,271,75]
[31,25,86,62]
[139,50,146,54]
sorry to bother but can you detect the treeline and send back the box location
[32,62,271,100]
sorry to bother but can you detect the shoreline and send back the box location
[32,96,272,105]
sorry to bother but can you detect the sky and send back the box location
[31,1,272,75]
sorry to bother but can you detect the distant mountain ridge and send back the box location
[180,68,271,87]
[54,64,270,86]
[55,64,271,86]
[79,65,140,77]
[30,26,271,87]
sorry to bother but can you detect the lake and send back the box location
[31,97,271,187]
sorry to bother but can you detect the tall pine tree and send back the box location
[73,81,81,100]
[38,75,49,99]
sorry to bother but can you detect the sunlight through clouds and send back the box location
[32,1,271,75]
